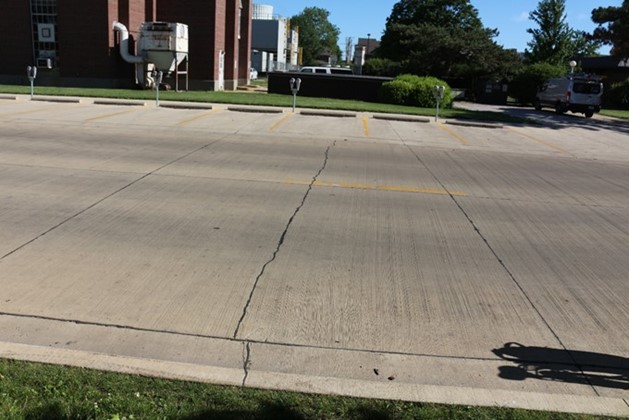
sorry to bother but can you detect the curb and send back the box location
[228,106,283,114]
[2,341,627,418]
[0,94,18,100]
[300,110,357,118]
[93,99,147,106]
[373,114,431,123]
[445,120,503,129]
[159,102,213,110]
[31,96,81,104]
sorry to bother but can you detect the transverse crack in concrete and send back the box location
[242,341,251,387]
[232,140,337,339]
[402,143,602,397]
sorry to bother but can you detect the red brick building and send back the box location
[0,0,252,90]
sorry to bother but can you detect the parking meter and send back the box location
[433,85,445,121]
[27,66,37,99]
[152,70,164,107]
[289,77,301,112]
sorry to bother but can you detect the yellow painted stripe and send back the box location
[176,109,223,127]
[282,179,465,196]
[436,123,468,145]
[508,127,566,154]
[84,108,139,123]
[362,115,369,137]
[269,112,294,131]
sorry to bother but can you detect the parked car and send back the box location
[534,74,603,118]
[250,67,258,80]
[300,66,354,75]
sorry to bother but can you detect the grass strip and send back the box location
[600,109,629,120]
[0,84,530,124]
[0,358,610,419]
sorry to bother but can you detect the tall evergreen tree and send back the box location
[526,0,600,65]
[526,0,574,65]
[592,0,629,58]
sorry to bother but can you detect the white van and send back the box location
[534,74,603,118]
[300,66,354,75]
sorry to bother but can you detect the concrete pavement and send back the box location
[0,96,627,416]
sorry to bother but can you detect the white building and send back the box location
[251,4,299,72]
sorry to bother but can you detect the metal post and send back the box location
[433,85,445,122]
[290,77,301,112]
[27,66,37,99]
[435,99,441,122]
[153,70,163,107]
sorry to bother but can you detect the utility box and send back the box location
[477,80,508,105]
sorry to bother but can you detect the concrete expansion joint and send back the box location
[442,192,601,396]
[232,140,338,339]
[399,142,596,395]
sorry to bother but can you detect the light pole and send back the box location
[367,33,371,58]
[569,60,577,74]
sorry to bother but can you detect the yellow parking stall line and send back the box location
[84,108,139,123]
[281,179,466,197]
[176,109,223,127]
[436,122,469,145]
[362,115,369,137]
[269,112,294,131]
[507,126,566,154]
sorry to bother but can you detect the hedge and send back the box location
[380,75,452,108]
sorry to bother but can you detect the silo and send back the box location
[253,4,274,20]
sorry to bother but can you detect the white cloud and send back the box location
[513,11,529,22]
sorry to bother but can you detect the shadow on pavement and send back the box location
[493,342,629,390]
[499,106,629,134]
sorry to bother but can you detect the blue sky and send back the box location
[263,0,622,56]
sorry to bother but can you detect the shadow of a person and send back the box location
[492,342,628,390]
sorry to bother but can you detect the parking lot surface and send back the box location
[0,96,627,415]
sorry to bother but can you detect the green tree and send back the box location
[378,0,520,81]
[592,0,629,58]
[572,30,602,57]
[291,7,341,65]
[526,0,600,65]
[509,62,565,104]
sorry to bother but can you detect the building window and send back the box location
[30,0,58,66]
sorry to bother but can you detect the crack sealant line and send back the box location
[402,143,601,397]
[232,140,337,339]
[0,137,225,262]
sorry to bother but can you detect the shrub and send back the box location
[363,58,402,77]
[380,74,452,108]
[379,80,414,105]
[605,78,629,109]
[509,63,565,105]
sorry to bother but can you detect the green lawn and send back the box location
[0,358,607,420]
[0,84,529,124]
[601,108,629,120]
